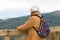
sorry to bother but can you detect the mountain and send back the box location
[42,11,60,27]
[0,10,60,29]
[0,16,29,29]
[0,19,3,22]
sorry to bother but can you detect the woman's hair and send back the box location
[31,5,39,11]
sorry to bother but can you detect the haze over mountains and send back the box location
[0,10,60,29]
[0,9,29,19]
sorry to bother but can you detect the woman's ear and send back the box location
[30,9,34,13]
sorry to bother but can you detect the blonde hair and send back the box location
[31,5,39,11]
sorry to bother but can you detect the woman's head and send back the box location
[30,5,40,15]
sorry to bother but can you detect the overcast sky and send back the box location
[0,0,60,19]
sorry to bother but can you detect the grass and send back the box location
[46,31,60,40]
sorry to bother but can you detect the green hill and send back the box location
[0,11,60,29]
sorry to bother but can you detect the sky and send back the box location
[0,0,60,19]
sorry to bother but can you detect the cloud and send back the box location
[0,0,60,13]
[0,0,60,19]
[0,9,30,19]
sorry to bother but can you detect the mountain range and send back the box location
[0,10,60,29]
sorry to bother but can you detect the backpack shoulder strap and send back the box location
[31,14,42,32]
[31,14,42,25]
[33,27,38,32]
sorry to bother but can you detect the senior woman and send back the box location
[17,6,44,40]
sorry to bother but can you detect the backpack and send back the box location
[31,15,50,38]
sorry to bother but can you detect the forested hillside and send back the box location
[0,11,60,29]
